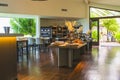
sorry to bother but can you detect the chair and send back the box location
[28,37,36,53]
[40,37,51,52]
[28,37,42,53]
[17,38,29,62]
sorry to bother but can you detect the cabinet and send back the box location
[40,27,52,38]
[52,26,68,38]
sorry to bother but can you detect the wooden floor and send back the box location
[17,45,120,80]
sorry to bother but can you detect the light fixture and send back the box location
[0,3,8,7]
[32,0,47,1]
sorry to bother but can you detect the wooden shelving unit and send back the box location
[52,26,68,38]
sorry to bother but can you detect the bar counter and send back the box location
[49,42,87,68]
[0,33,23,80]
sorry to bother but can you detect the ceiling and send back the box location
[89,0,120,6]
[31,0,120,7]
[0,0,120,20]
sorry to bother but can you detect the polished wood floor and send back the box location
[17,45,120,80]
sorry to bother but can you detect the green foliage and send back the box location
[91,21,98,28]
[114,31,120,42]
[92,30,98,41]
[102,19,119,33]
[10,18,36,36]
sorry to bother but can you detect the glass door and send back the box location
[90,18,99,45]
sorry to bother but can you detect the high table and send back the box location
[49,43,87,68]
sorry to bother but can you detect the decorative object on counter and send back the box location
[85,29,92,41]
[77,25,83,34]
[79,29,91,42]
[68,31,74,43]
[65,20,77,43]
[3,26,10,34]
[76,25,83,38]
[65,20,76,32]
[86,29,91,35]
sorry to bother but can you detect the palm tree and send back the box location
[10,18,36,36]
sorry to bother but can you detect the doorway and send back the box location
[90,7,120,46]
[90,18,99,45]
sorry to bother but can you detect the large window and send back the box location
[0,18,13,33]
[90,7,120,44]
[0,17,36,37]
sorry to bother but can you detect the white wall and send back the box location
[77,18,89,33]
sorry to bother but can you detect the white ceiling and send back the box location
[31,0,120,6]
[89,0,120,6]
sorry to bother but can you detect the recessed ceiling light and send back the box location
[32,0,47,1]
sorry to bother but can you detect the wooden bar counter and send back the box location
[49,41,87,68]
[0,33,23,80]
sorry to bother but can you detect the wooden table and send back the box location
[49,43,87,68]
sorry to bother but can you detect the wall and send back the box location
[40,18,89,28]
[78,18,89,33]
[41,19,65,27]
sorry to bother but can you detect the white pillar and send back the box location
[36,16,40,38]
[35,16,41,44]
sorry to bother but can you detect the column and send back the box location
[36,16,40,38]
[35,16,41,44]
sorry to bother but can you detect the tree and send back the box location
[92,30,98,41]
[10,18,36,36]
[102,18,119,33]
[101,18,120,41]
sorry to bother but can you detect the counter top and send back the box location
[0,33,24,37]
[48,43,87,49]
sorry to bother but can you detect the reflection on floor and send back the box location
[18,45,120,80]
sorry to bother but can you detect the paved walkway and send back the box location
[100,42,120,47]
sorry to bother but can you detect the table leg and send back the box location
[68,49,73,68]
